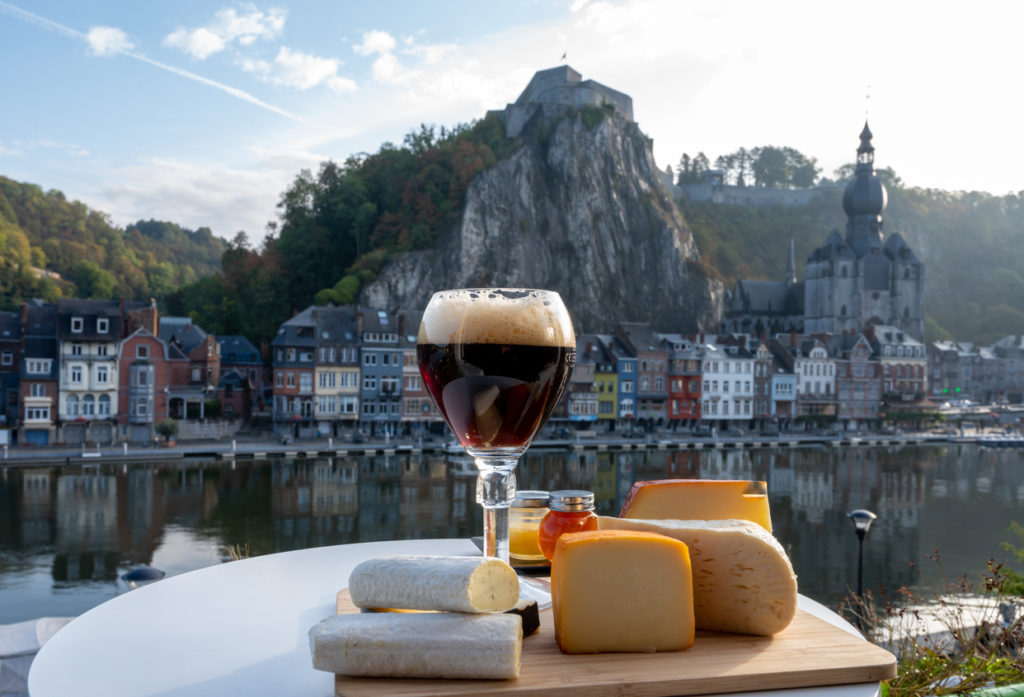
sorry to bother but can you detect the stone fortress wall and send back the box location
[662,170,840,208]
[492,65,635,138]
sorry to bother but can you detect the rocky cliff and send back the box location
[360,108,724,333]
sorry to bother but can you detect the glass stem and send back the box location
[473,456,518,564]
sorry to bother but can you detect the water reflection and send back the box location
[1,444,1023,623]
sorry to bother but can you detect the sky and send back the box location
[2,0,1023,244]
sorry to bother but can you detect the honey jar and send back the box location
[509,490,549,563]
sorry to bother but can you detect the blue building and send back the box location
[357,308,404,437]
[598,333,637,429]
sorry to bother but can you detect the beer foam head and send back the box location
[418,289,576,347]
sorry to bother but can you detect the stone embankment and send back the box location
[0,431,961,467]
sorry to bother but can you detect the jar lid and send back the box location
[549,490,594,512]
[512,490,550,508]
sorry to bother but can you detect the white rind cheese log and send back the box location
[348,555,519,613]
[599,517,798,636]
[309,612,522,679]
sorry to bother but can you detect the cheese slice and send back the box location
[620,479,773,531]
[551,529,695,654]
[599,517,797,636]
[309,612,522,679]
[348,555,518,613]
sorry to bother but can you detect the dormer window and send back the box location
[71,317,83,333]
[97,318,109,333]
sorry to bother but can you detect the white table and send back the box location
[29,539,882,697]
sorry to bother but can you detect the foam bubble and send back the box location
[418,289,576,347]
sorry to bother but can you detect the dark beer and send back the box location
[417,342,575,450]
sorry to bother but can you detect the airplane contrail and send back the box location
[0,0,310,125]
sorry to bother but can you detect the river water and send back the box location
[1,443,1021,624]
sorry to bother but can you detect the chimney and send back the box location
[397,312,405,337]
[355,306,363,335]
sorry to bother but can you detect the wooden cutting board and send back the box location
[331,590,895,697]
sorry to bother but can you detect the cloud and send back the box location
[352,29,426,87]
[163,4,286,59]
[164,27,225,60]
[353,30,396,56]
[0,1,305,123]
[93,157,303,239]
[238,47,357,93]
[86,26,134,56]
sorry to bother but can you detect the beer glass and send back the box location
[417,289,576,563]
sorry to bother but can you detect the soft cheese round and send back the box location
[348,554,519,613]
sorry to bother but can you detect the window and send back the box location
[82,394,95,416]
[723,381,729,393]
[71,317,83,333]
[299,373,312,392]
[654,376,664,391]
[0,350,11,366]
[27,359,51,374]
[71,343,82,356]
[340,396,357,414]
[363,375,377,391]
[622,363,634,373]
[286,373,295,387]
[30,383,45,397]
[97,318,109,333]
[621,380,633,393]
[191,366,201,381]
[363,353,377,366]
[136,368,150,387]
[640,376,650,391]
[689,379,699,392]
[362,401,376,415]
[26,406,50,421]
[134,399,148,417]
[381,376,399,393]
[136,345,149,358]
[66,395,79,416]
[275,372,283,388]
[404,375,421,391]
[70,365,83,384]
[96,366,108,384]
[286,348,296,361]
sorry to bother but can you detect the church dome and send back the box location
[842,121,887,217]
[842,171,887,217]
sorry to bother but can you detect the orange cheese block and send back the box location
[551,529,695,654]
[620,479,772,531]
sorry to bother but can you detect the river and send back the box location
[1,443,1021,624]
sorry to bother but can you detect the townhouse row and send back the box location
[0,299,267,446]
[3,298,1022,446]
[269,306,935,437]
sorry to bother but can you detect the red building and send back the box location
[118,329,189,443]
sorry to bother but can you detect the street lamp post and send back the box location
[847,509,877,598]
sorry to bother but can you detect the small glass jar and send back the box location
[538,490,597,561]
[509,490,549,563]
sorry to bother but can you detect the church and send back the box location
[723,123,925,341]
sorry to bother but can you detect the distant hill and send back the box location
[678,184,1024,345]
[0,175,225,309]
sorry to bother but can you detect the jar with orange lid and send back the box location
[537,490,597,561]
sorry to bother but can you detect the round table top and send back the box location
[29,539,881,697]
